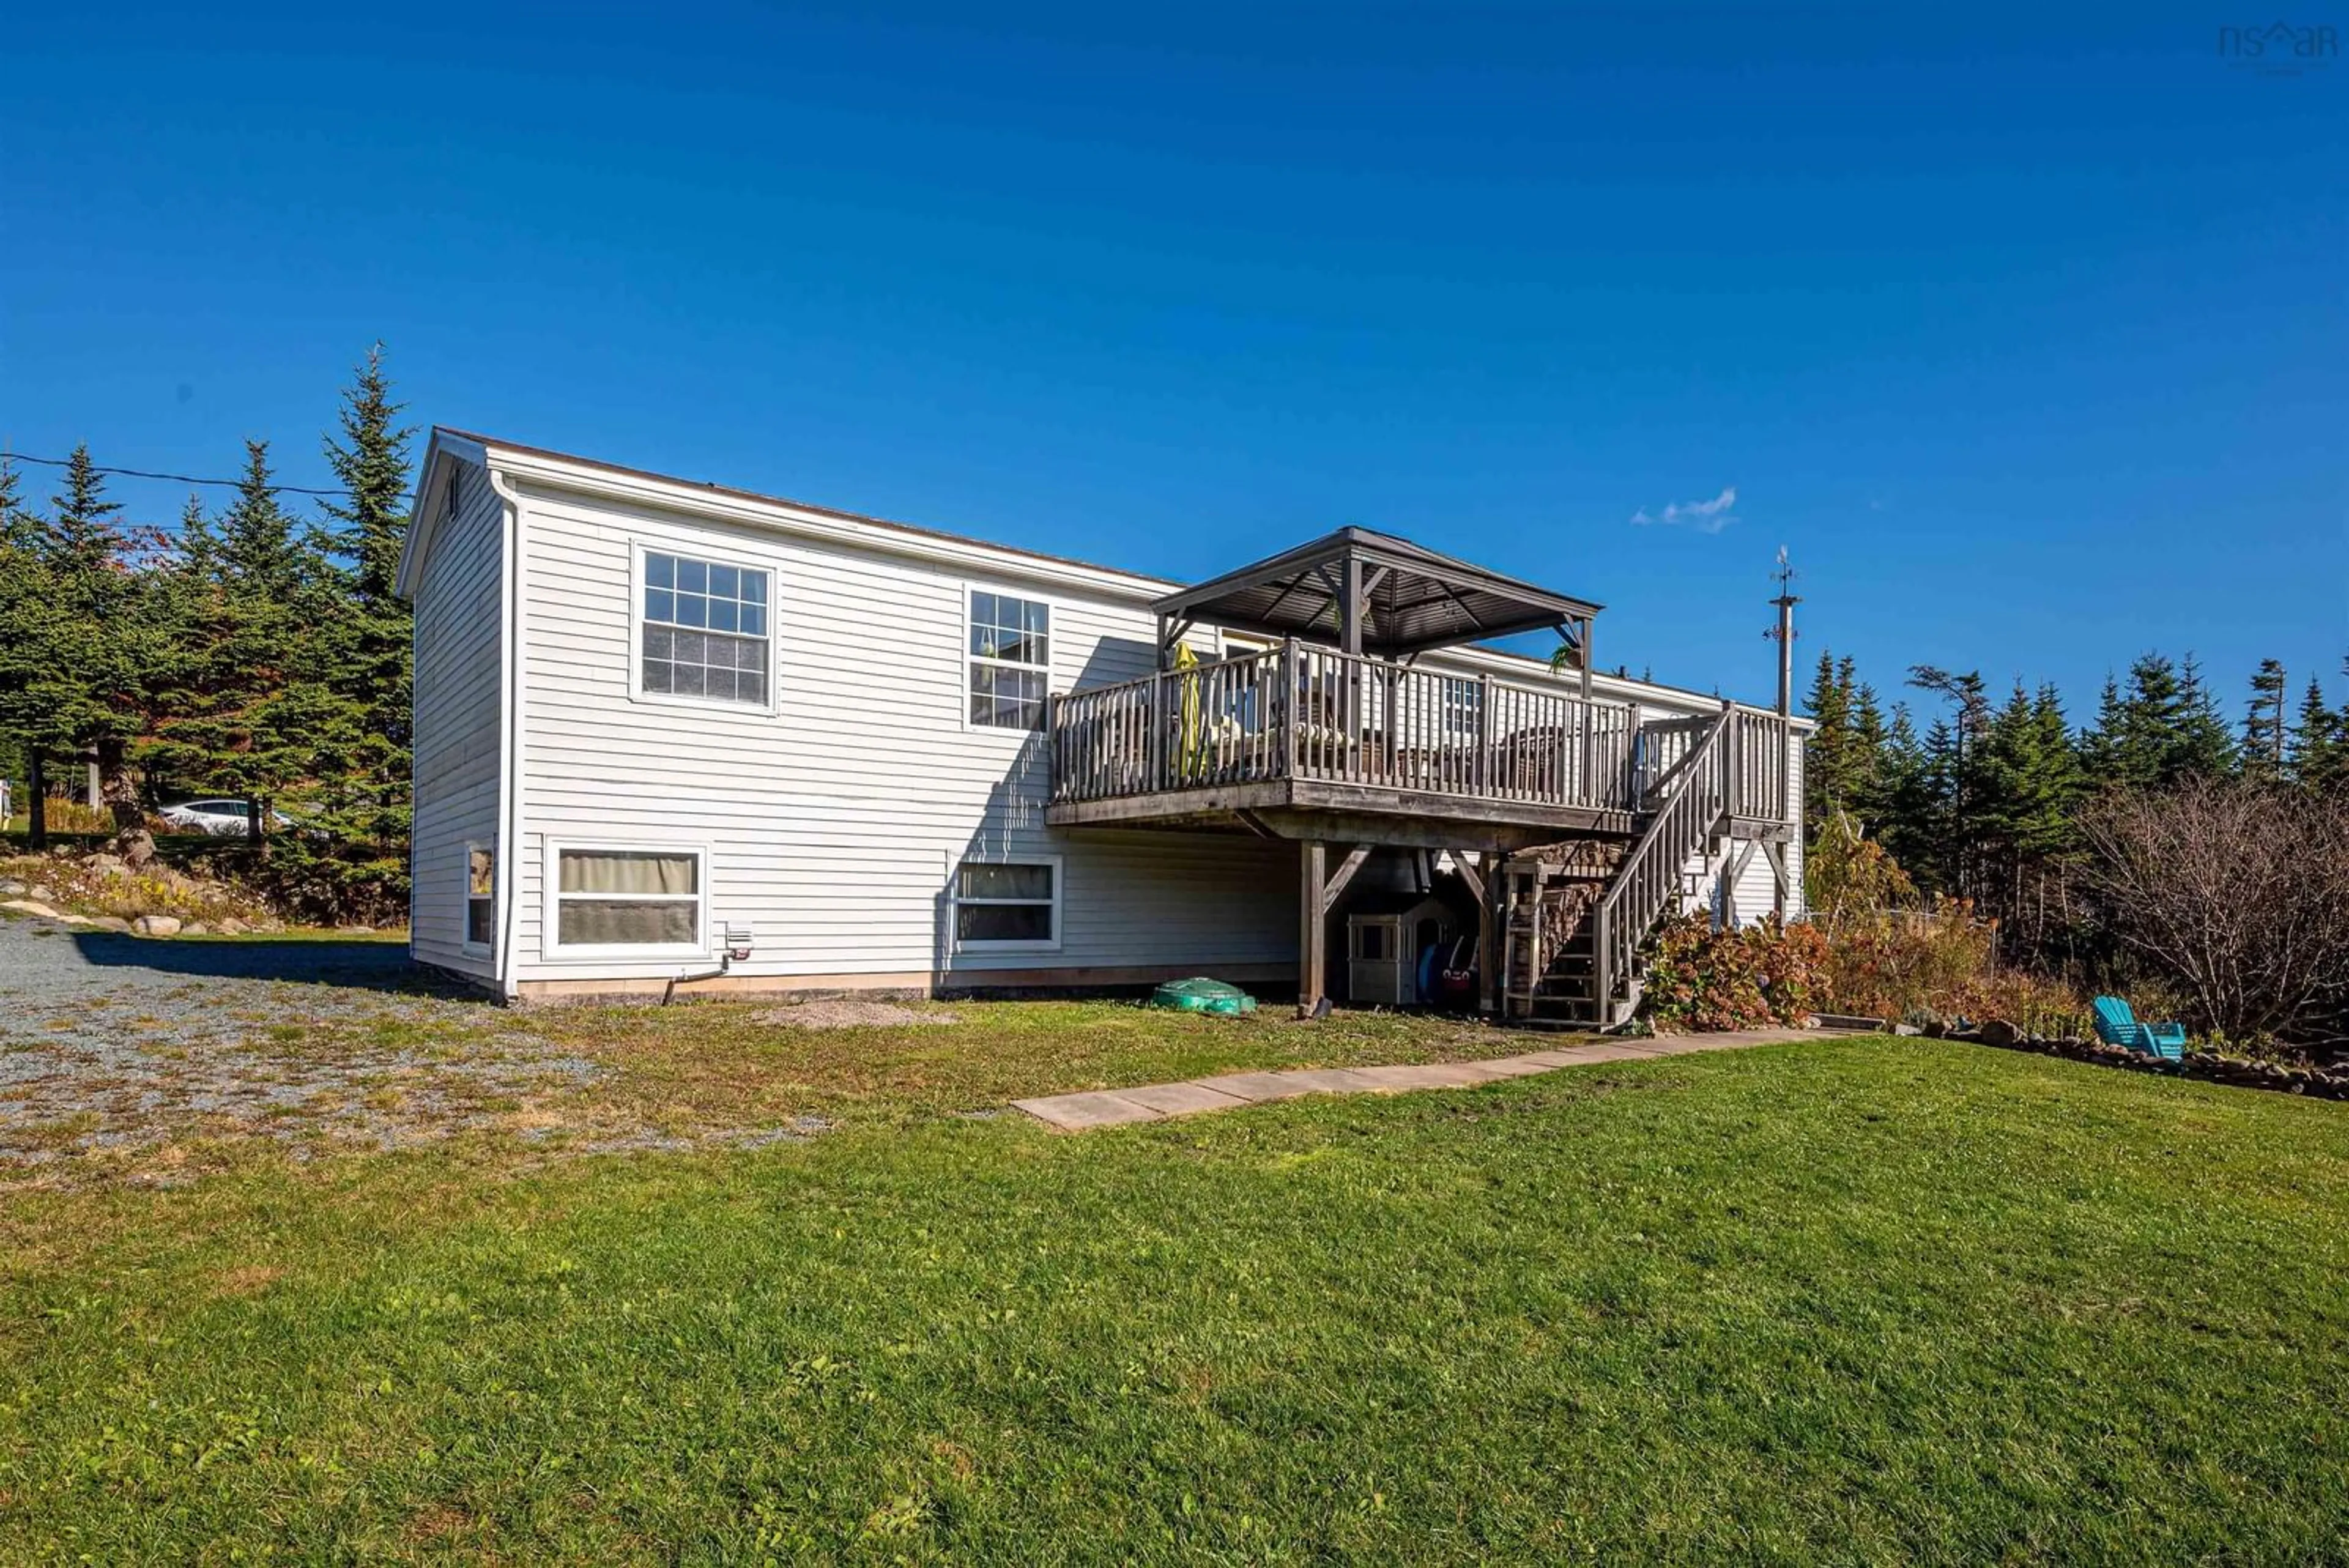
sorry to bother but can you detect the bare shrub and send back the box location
[2077,779,2349,1044]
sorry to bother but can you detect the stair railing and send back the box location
[1591,700,1736,1024]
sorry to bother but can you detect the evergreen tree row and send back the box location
[0,349,414,920]
[1803,645,2349,960]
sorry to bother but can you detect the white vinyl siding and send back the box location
[507,491,1299,984]
[408,457,504,978]
[462,461,1807,989]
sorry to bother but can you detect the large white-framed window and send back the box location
[544,841,710,957]
[951,856,1061,951]
[632,544,775,712]
[966,588,1051,730]
[464,842,495,954]
[1441,677,1483,737]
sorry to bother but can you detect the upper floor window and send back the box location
[1441,677,1483,736]
[642,550,770,706]
[968,590,1049,728]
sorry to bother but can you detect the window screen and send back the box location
[643,552,771,705]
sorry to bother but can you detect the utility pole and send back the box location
[1765,549,1800,919]
[1768,547,1799,719]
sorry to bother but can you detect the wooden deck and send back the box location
[1046,645,1663,842]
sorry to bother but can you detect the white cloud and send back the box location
[1630,485,1739,534]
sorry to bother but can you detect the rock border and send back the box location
[1945,1024,2349,1102]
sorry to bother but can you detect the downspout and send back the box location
[662,954,733,1006]
[487,466,529,1002]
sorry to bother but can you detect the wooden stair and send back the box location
[1502,702,1744,1028]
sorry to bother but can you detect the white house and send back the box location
[395,428,1806,1019]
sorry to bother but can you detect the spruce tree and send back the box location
[1847,677,1890,826]
[309,346,416,912]
[2243,658,2290,781]
[2169,653,2237,780]
[136,496,229,808]
[23,448,161,861]
[1802,650,1849,823]
[179,441,335,845]
[0,462,47,836]
[2294,672,2345,794]
[1906,666,1989,898]
[1867,704,1945,897]
[2080,674,2126,781]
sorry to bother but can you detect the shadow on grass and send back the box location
[65,932,482,997]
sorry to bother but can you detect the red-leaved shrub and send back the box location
[1641,913,1829,1033]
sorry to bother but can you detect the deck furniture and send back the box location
[2092,996,2188,1061]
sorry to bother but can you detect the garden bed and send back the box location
[1942,1024,2349,1101]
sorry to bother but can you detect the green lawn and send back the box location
[2,1036,2345,1562]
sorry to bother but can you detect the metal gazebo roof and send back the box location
[1149,527,1602,661]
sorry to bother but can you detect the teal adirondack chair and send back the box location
[2092,996,2187,1061]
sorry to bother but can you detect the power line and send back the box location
[1,451,358,499]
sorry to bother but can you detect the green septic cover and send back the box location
[1149,977,1259,1016]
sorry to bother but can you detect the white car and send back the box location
[161,798,297,837]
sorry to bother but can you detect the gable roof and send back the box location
[394,425,1808,726]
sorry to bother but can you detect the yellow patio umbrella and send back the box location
[1173,642,1205,783]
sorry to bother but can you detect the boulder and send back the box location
[1,899,62,920]
[1891,1022,1923,1038]
[1978,1018,2021,1047]
[29,885,56,902]
[180,921,210,936]
[0,879,25,897]
[132,914,184,937]
[85,915,133,933]
[86,853,127,875]
[218,917,250,935]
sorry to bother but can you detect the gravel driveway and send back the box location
[0,912,604,1179]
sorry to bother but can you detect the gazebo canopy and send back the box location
[1150,527,1601,662]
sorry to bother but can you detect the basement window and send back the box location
[953,858,1060,949]
[464,844,495,951]
[548,844,707,955]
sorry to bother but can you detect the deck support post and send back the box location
[1578,614,1596,800]
[1471,850,1502,1016]
[1297,839,1328,1016]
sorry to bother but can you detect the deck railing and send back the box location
[1049,644,1642,816]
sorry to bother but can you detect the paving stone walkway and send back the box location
[1011,1027,1846,1130]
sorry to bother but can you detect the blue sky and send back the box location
[4,3,2342,721]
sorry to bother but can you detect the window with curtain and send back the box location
[466,845,495,949]
[641,550,771,705]
[968,590,1050,728]
[954,860,1058,946]
[552,846,704,951]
